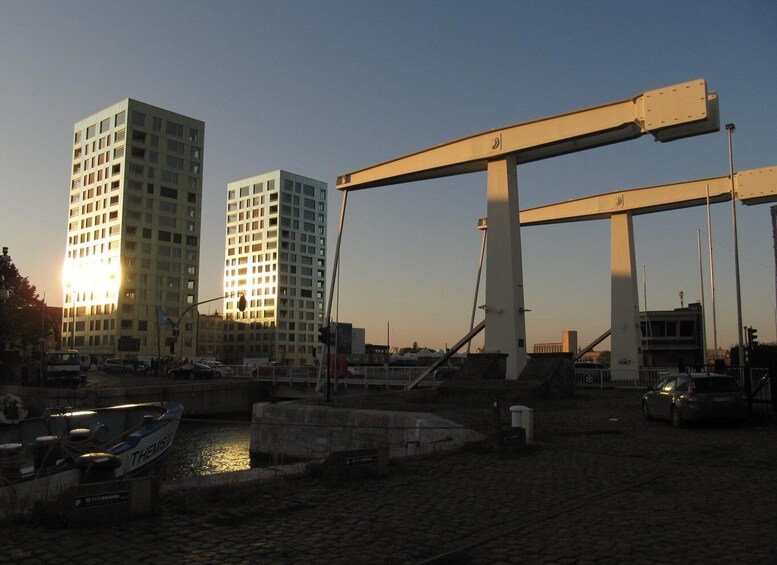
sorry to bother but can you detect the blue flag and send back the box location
[158,309,173,327]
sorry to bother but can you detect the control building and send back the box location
[222,170,327,367]
[62,100,204,359]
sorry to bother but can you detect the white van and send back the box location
[42,350,82,387]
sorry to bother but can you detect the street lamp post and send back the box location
[1,247,12,381]
[171,292,246,360]
[727,123,745,369]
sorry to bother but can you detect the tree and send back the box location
[0,257,51,357]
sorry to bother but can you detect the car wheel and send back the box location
[671,405,684,428]
[641,401,653,421]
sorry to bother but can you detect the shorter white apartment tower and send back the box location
[62,99,204,360]
[222,171,327,367]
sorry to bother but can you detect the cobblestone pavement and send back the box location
[1,389,775,564]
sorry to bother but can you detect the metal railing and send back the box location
[225,365,437,389]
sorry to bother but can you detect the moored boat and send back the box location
[0,401,183,520]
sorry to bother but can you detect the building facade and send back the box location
[62,100,204,360]
[533,330,578,354]
[196,312,226,360]
[222,171,327,367]
[640,303,705,369]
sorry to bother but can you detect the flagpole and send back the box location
[157,306,162,380]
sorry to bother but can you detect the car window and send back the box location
[661,377,677,392]
[675,376,689,392]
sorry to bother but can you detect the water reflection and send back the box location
[165,418,252,480]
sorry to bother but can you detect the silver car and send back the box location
[642,372,747,427]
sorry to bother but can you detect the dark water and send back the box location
[164,418,253,480]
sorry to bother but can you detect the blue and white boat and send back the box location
[0,401,183,520]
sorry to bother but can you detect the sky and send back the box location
[1,0,776,353]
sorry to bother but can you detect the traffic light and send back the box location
[747,326,758,349]
[318,326,330,344]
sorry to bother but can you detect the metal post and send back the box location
[468,226,487,354]
[706,185,719,358]
[697,230,707,369]
[727,123,745,369]
[317,189,349,393]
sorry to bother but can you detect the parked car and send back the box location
[574,362,610,385]
[168,362,214,380]
[102,358,147,375]
[102,358,131,374]
[205,361,233,378]
[642,372,747,427]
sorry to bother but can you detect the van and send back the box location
[42,350,82,387]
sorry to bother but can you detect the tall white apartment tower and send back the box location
[63,100,204,360]
[223,171,327,367]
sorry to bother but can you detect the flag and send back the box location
[158,308,173,327]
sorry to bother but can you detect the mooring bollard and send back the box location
[34,435,61,472]
[75,452,122,483]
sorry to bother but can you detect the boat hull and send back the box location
[0,401,183,520]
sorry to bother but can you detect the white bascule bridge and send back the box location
[324,79,775,382]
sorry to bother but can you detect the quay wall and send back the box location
[0,381,270,417]
[251,402,485,460]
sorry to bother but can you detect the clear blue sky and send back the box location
[1,1,775,352]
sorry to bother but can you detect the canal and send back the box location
[165,417,253,480]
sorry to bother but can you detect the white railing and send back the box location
[574,367,671,390]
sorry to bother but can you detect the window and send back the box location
[100,118,111,133]
[679,320,695,337]
[74,131,82,144]
[166,156,184,169]
[132,111,146,127]
[168,140,184,154]
[86,124,96,139]
[114,129,125,143]
[189,128,199,143]
[115,111,126,127]
[131,146,146,159]
[161,170,179,183]
[160,186,178,199]
[166,121,183,137]
[152,117,162,131]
